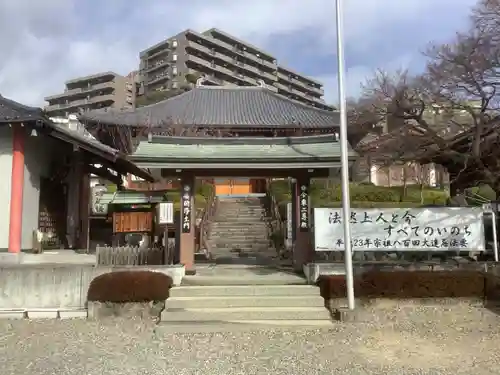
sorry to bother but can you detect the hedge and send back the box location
[269,180,448,206]
[318,271,485,299]
[87,271,173,303]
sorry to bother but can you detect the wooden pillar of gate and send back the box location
[292,173,313,272]
[179,173,196,274]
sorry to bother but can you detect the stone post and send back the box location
[179,173,195,274]
[293,175,313,272]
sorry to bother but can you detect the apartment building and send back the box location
[44,72,136,117]
[138,28,332,110]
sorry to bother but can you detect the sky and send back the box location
[0,0,478,107]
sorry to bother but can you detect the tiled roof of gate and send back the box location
[79,86,339,128]
[131,134,357,162]
[0,94,47,123]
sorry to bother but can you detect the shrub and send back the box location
[396,186,449,205]
[485,274,500,306]
[88,271,173,303]
[196,182,214,198]
[318,271,485,299]
[466,184,496,206]
[270,181,449,208]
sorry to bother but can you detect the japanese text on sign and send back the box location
[181,184,192,233]
[313,207,485,251]
[299,184,309,231]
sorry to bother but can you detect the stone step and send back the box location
[213,217,266,222]
[209,239,270,244]
[161,306,332,322]
[197,257,279,266]
[216,212,266,216]
[208,243,272,249]
[210,230,269,234]
[210,247,275,253]
[167,295,325,309]
[210,223,269,229]
[218,199,263,203]
[171,284,317,297]
[155,320,334,333]
[217,206,264,210]
[214,212,265,216]
[209,234,269,240]
[210,229,269,234]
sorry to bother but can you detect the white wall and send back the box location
[21,134,54,250]
[0,127,13,250]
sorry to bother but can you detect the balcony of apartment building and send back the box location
[184,51,278,91]
[45,89,116,114]
[140,39,172,61]
[277,67,324,97]
[184,43,279,92]
[142,56,170,75]
[185,30,278,76]
[273,83,332,110]
[44,73,118,104]
[202,28,278,71]
[145,68,171,89]
[185,37,277,84]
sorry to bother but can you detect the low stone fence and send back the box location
[0,263,184,319]
[303,260,493,284]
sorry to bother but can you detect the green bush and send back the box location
[106,184,117,193]
[269,180,448,206]
[466,184,496,206]
[87,271,173,303]
[196,182,214,198]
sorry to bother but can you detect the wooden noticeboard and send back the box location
[112,211,153,233]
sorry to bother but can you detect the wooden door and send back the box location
[231,178,251,195]
[215,179,232,195]
[215,178,251,195]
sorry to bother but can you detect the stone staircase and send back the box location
[206,197,277,264]
[160,265,333,327]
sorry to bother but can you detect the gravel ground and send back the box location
[1,305,500,375]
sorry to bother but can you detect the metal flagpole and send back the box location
[335,0,355,310]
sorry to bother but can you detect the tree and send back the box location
[351,0,500,194]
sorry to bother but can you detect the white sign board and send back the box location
[314,207,485,251]
[91,185,108,215]
[157,202,174,224]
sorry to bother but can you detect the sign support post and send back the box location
[335,0,355,310]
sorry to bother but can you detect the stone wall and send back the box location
[0,263,184,317]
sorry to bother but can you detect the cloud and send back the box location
[0,0,478,106]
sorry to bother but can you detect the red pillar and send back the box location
[8,125,25,253]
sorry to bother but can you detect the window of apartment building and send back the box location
[172,66,177,76]
[172,53,177,61]
[172,39,178,48]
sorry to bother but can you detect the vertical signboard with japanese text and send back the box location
[298,182,309,232]
[313,207,485,251]
[181,183,192,233]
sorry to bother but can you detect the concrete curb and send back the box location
[0,308,87,319]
